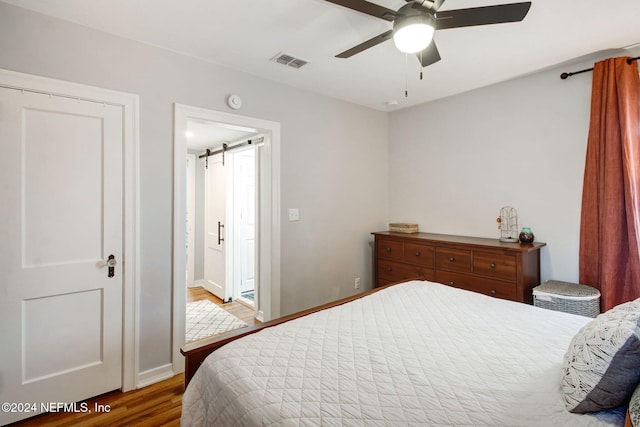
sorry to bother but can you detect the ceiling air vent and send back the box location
[271,52,309,69]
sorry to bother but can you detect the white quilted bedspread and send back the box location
[181,281,625,426]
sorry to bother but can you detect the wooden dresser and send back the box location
[372,231,546,303]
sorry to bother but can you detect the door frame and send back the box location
[172,104,281,373]
[186,153,196,288]
[0,68,140,392]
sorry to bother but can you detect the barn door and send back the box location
[203,153,228,301]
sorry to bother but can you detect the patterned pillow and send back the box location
[630,383,640,427]
[561,298,640,413]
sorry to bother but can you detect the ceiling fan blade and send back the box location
[335,30,394,58]
[416,40,441,67]
[435,2,531,30]
[324,0,396,21]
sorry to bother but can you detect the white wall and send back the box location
[388,47,640,285]
[0,3,388,374]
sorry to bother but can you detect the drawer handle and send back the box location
[449,257,455,262]
[491,289,497,295]
[415,252,420,256]
[448,281,455,286]
[490,263,496,269]
[386,267,392,272]
[386,247,392,253]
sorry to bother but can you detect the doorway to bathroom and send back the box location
[185,121,259,309]
[173,103,281,373]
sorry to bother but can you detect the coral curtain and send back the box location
[579,56,640,311]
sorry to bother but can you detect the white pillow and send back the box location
[561,298,640,413]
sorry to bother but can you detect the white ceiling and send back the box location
[186,119,259,152]
[5,0,640,111]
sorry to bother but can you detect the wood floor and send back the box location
[10,287,258,426]
[10,374,185,427]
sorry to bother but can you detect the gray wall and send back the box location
[0,3,389,373]
[388,47,640,285]
[187,150,205,283]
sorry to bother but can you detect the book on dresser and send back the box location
[372,231,546,303]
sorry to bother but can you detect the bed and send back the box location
[181,280,634,426]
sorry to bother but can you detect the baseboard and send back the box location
[256,310,265,322]
[137,363,175,389]
[189,279,205,289]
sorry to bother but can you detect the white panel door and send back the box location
[235,149,256,296]
[0,87,123,424]
[203,153,227,300]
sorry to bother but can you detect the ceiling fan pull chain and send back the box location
[405,54,409,98]
[420,51,424,80]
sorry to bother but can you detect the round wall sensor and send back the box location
[226,94,242,110]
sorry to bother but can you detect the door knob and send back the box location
[106,255,117,278]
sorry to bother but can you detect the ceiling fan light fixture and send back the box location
[393,14,435,54]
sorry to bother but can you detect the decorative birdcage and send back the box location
[497,206,519,242]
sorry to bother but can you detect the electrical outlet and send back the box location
[354,277,361,289]
[288,208,299,221]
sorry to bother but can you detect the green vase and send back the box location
[519,227,534,244]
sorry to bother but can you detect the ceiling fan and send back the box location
[325,0,532,67]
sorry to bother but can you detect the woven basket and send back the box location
[533,280,600,318]
[389,223,419,233]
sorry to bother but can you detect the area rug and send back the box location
[186,300,248,343]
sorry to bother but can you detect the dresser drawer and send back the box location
[404,242,435,267]
[378,259,435,283]
[473,251,517,281]
[377,278,398,287]
[435,247,472,272]
[373,231,544,300]
[435,270,517,301]
[376,239,403,261]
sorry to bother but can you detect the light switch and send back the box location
[288,208,299,221]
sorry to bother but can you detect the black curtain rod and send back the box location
[560,56,640,80]
[198,136,264,159]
